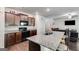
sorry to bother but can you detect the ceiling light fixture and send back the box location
[68,14,72,19]
[46,8,50,12]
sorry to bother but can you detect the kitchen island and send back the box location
[27,31,66,51]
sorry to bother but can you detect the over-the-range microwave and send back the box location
[20,20,28,26]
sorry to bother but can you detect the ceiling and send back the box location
[7,7,79,18]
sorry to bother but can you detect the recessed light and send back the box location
[46,8,50,12]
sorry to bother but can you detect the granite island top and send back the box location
[27,31,64,51]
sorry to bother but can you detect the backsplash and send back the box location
[5,26,36,31]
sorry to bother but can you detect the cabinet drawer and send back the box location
[6,33,16,46]
[5,32,22,47]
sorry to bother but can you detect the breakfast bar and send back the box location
[27,31,67,51]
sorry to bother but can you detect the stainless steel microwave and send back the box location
[20,21,28,26]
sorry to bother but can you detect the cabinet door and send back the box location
[31,18,35,26]
[16,32,22,43]
[6,33,16,46]
[33,30,37,35]
[14,15,20,26]
[20,15,28,21]
[30,30,37,36]
[28,17,32,26]
[5,34,8,48]
[5,12,15,26]
[28,17,35,26]
[29,40,40,51]
[30,30,34,36]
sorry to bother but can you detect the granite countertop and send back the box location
[27,31,64,51]
[5,30,19,34]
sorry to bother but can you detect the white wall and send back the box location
[35,13,54,35]
[54,17,78,29]
[45,17,54,33]
[35,12,46,35]
[0,7,5,48]
[54,17,79,37]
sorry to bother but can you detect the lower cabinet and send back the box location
[28,40,40,51]
[5,32,22,47]
[5,30,37,48]
[5,33,16,47]
[30,30,37,36]
[16,32,22,43]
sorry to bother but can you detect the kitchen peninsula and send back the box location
[27,31,67,51]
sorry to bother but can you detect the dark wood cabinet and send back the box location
[5,33,16,47]
[28,40,40,51]
[30,30,37,36]
[28,17,35,26]
[20,14,28,21]
[5,12,15,26]
[16,32,22,43]
[5,32,22,47]
[5,12,35,26]
[5,30,37,48]
[14,15,20,26]
[31,18,35,26]
[5,12,21,26]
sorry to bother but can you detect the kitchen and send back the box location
[0,7,79,51]
[5,7,37,51]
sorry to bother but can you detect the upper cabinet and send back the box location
[14,14,20,26]
[19,13,28,21]
[5,12,21,26]
[5,12,15,26]
[28,17,35,26]
[5,10,35,26]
